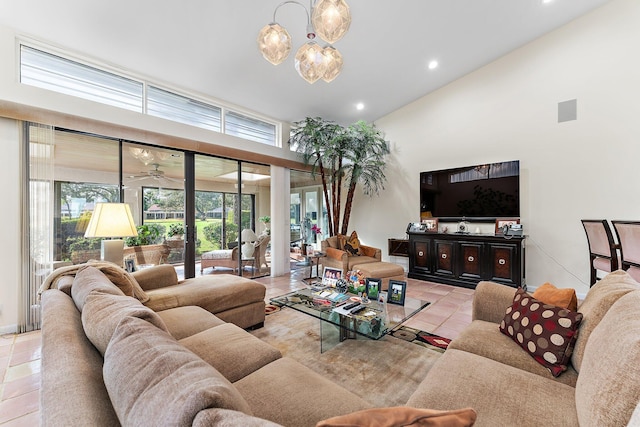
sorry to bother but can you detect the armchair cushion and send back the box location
[132,264,179,291]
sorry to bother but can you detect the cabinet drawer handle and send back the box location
[498,259,506,265]
[468,256,475,262]
[441,253,447,259]
[418,251,424,257]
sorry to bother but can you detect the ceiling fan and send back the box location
[127,163,182,183]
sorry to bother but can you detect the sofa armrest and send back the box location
[472,281,518,323]
[360,245,381,261]
[132,264,179,291]
[326,247,347,261]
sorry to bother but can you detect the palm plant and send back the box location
[289,117,390,236]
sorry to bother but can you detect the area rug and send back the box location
[250,307,442,407]
[391,326,451,353]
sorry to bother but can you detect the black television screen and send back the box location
[420,160,520,221]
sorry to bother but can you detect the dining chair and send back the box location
[581,219,620,286]
[611,220,640,282]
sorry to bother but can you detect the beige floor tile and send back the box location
[1,373,40,401]
[0,390,39,424]
[3,361,40,384]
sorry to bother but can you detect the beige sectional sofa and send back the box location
[407,270,640,427]
[41,265,372,426]
[41,262,640,426]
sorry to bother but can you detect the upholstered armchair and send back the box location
[320,235,381,273]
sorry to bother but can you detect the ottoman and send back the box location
[351,261,405,291]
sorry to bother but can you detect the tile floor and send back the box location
[0,268,473,425]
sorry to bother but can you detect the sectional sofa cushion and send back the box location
[156,305,226,340]
[500,288,583,377]
[179,323,282,382]
[448,320,578,387]
[132,264,179,291]
[316,407,477,427]
[572,270,639,372]
[71,266,126,311]
[193,409,282,426]
[103,316,252,426]
[234,357,372,427]
[407,349,579,426]
[82,292,168,355]
[575,291,640,427]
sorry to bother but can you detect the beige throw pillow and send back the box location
[71,266,125,312]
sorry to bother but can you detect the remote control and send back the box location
[343,302,359,310]
[350,305,365,314]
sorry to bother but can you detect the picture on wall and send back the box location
[388,280,407,306]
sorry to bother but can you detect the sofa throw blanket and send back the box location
[39,261,149,302]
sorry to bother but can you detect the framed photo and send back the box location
[322,266,343,287]
[378,291,388,304]
[422,218,439,232]
[495,218,520,235]
[124,257,136,273]
[388,280,407,306]
[365,278,381,299]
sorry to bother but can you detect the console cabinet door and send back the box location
[411,239,432,274]
[434,240,455,278]
[458,241,483,282]
[488,243,519,286]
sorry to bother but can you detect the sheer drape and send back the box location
[21,122,54,332]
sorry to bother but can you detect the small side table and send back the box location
[301,252,325,282]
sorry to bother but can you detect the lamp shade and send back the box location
[241,228,258,243]
[84,203,138,238]
[322,45,343,82]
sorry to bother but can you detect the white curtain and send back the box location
[20,122,54,332]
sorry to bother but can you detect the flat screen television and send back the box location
[420,160,520,222]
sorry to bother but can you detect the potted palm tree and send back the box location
[289,117,390,236]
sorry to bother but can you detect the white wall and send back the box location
[0,118,21,333]
[351,0,640,297]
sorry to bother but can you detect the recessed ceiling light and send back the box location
[542,0,553,3]
[428,60,439,70]
[356,103,365,110]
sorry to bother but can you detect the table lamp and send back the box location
[241,228,258,259]
[84,203,138,266]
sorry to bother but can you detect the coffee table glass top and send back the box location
[270,287,430,340]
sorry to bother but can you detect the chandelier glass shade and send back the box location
[311,0,351,44]
[257,23,292,65]
[295,41,327,84]
[321,45,343,82]
[257,0,351,83]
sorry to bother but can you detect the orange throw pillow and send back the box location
[532,282,578,312]
[316,407,477,427]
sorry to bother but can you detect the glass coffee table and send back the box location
[270,287,430,352]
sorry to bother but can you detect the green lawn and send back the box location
[146,218,228,253]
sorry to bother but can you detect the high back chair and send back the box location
[581,219,619,286]
[611,220,640,282]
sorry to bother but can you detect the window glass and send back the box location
[225,111,276,146]
[147,86,221,132]
[20,46,143,112]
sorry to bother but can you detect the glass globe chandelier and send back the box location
[257,0,351,84]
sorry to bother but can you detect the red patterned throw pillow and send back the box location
[499,288,583,377]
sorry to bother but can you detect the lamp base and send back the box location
[242,242,255,259]
[101,239,125,266]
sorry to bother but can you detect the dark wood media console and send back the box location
[407,231,525,290]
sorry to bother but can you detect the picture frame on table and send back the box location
[388,280,407,306]
[124,257,136,273]
[365,278,381,299]
[421,218,439,232]
[495,218,520,235]
[321,266,343,287]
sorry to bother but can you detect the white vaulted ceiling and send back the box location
[1,0,612,125]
